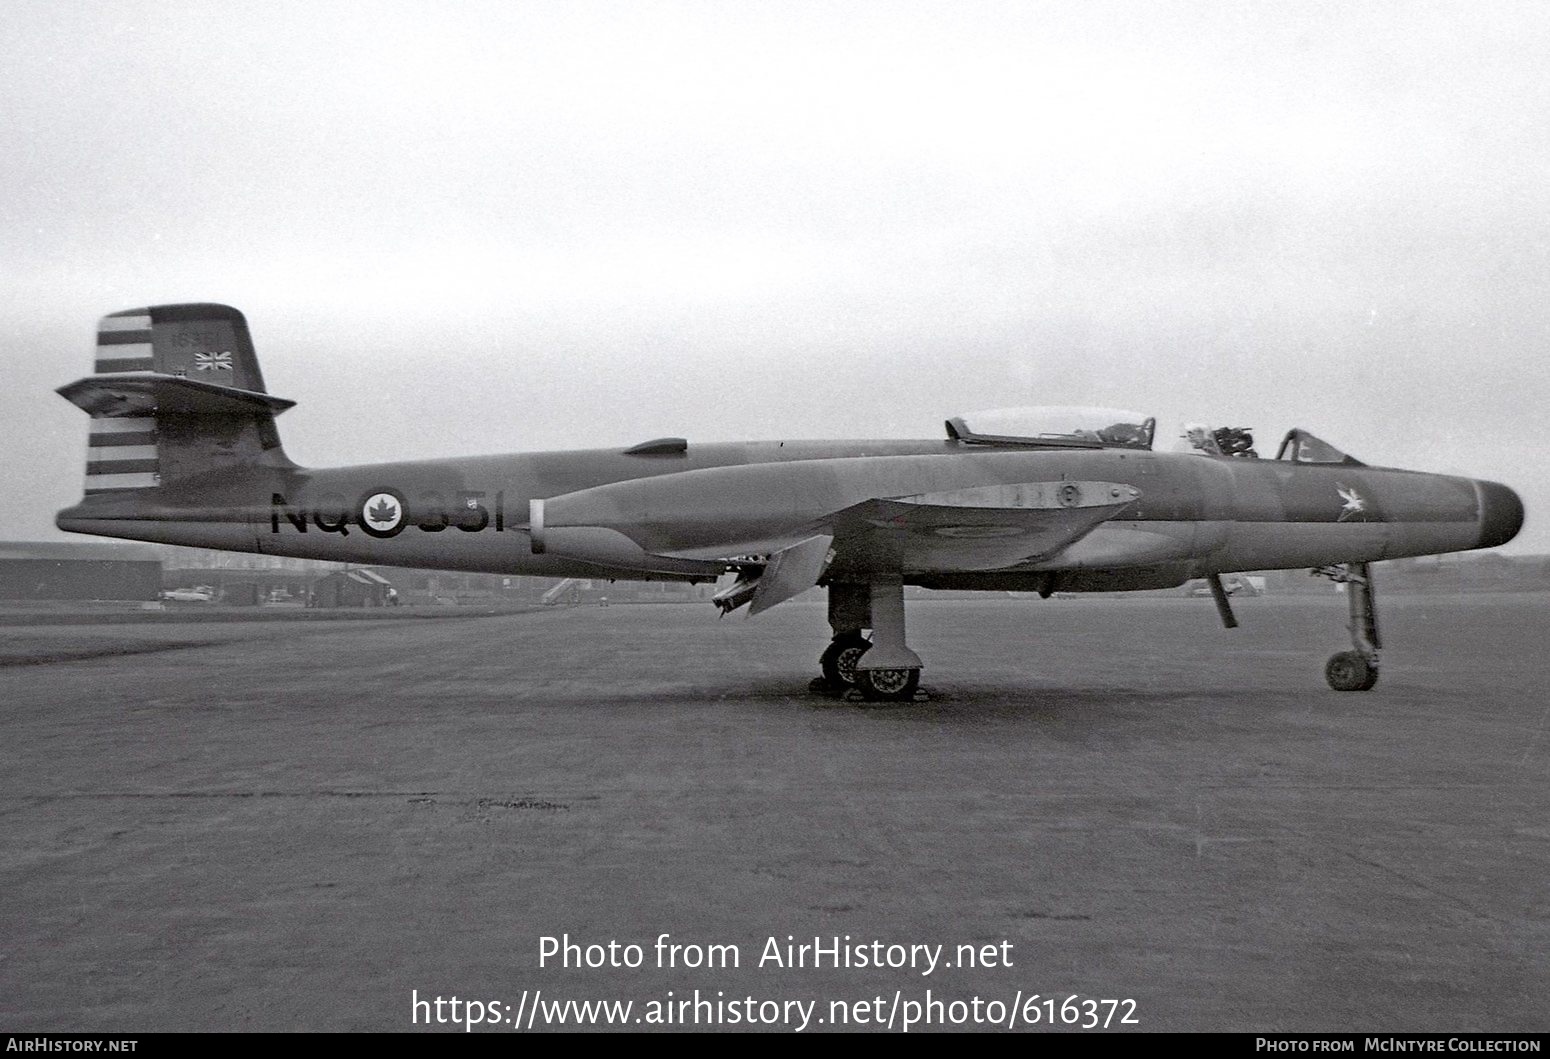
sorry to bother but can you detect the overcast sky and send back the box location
[2,0,1545,552]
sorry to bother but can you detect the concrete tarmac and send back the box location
[1,594,1546,1031]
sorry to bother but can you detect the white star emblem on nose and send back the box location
[1337,485,1365,521]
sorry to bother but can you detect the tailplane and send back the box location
[59,304,294,495]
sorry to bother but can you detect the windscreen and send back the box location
[1275,429,1364,465]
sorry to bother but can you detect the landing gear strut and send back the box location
[1315,562,1381,691]
[817,580,922,702]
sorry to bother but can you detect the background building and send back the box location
[308,568,396,608]
[0,541,162,601]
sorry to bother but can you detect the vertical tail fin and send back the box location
[108,303,269,391]
[68,304,292,495]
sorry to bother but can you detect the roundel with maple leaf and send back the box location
[359,489,408,538]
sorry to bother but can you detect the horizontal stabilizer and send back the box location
[58,372,295,419]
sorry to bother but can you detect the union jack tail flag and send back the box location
[195,351,233,371]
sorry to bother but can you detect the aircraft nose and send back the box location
[1476,480,1524,549]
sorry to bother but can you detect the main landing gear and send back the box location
[819,632,869,688]
[1314,562,1381,691]
[816,581,923,702]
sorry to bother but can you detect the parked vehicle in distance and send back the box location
[161,586,215,603]
[1185,575,1265,597]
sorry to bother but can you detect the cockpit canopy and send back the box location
[947,406,1156,450]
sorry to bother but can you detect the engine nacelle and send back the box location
[528,498,722,577]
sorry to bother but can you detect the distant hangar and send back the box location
[0,541,162,601]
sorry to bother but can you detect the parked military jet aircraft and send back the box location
[57,304,1524,699]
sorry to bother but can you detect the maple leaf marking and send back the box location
[1336,485,1365,521]
[367,497,399,526]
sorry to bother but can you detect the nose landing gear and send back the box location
[1326,650,1378,691]
[1314,562,1381,691]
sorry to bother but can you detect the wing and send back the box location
[531,454,1143,615]
[739,480,1140,614]
[825,480,1140,577]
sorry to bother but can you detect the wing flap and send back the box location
[748,533,834,615]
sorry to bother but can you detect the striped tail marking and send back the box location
[85,311,160,493]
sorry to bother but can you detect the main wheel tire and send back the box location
[855,666,921,702]
[820,634,870,687]
[1326,651,1376,692]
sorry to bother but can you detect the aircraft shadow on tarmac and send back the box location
[573,675,1273,721]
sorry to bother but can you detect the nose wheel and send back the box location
[1325,650,1379,691]
[1315,562,1381,691]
